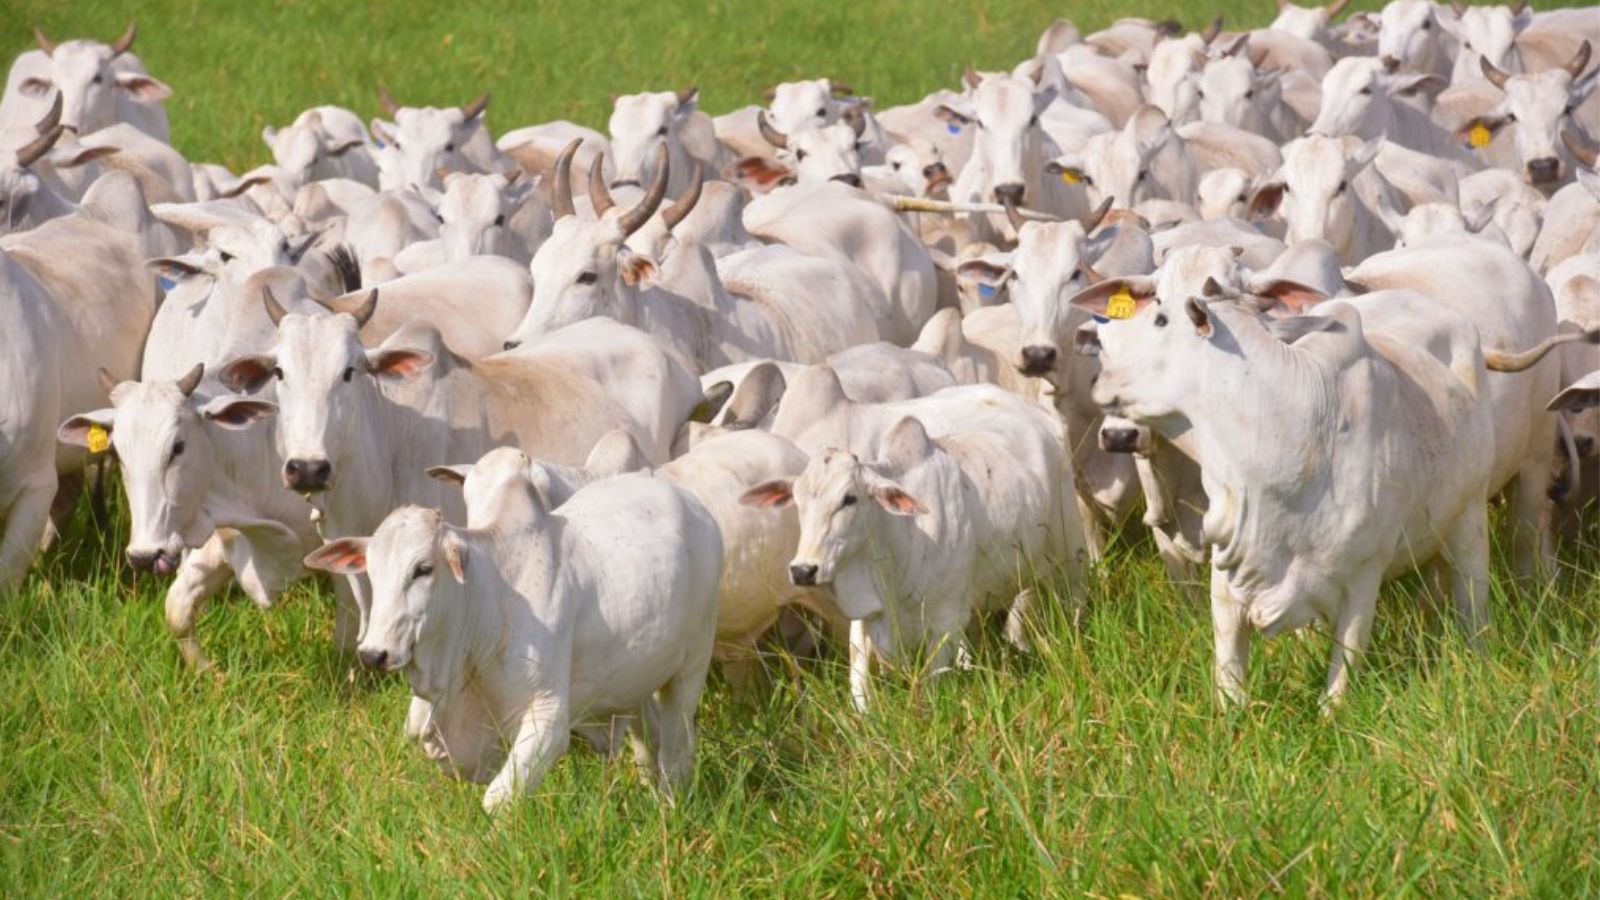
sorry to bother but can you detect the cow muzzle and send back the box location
[357,646,401,670]
[127,548,181,575]
[1099,426,1148,454]
[284,457,334,493]
[788,562,820,586]
[1526,158,1561,185]
[993,183,1026,206]
[830,173,863,188]
[1017,344,1057,376]
[924,163,952,193]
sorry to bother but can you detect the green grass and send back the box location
[2,0,1598,895]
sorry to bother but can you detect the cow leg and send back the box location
[626,699,662,785]
[1209,568,1251,708]
[0,474,57,592]
[1321,568,1381,712]
[1443,504,1491,653]
[482,694,569,815]
[652,656,711,799]
[404,696,434,742]
[1508,455,1555,581]
[848,618,875,713]
[45,470,84,547]
[1003,587,1037,652]
[165,534,234,670]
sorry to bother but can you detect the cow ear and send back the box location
[1247,181,1286,220]
[325,138,366,158]
[262,125,277,146]
[740,479,794,509]
[1250,279,1328,317]
[883,417,934,470]
[724,156,793,192]
[1390,74,1447,98]
[147,254,217,281]
[303,537,369,575]
[427,464,471,486]
[56,145,119,169]
[366,348,433,381]
[933,105,973,126]
[1065,278,1155,318]
[442,531,469,584]
[114,73,173,102]
[19,78,52,98]
[954,258,1012,301]
[58,410,116,448]
[725,361,787,429]
[1185,297,1214,337]
[618,249,658,288]
[869,480,926,516]
[202,397,277,429]
[1455,116,1509,148]
[1547,377,1600,412]
[217,355,277,394]
[691,381,733,423]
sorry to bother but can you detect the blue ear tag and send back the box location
[978,283,996,298]
[1091,314,1110,324]
[158,276,176,292]
[947,123,962,135]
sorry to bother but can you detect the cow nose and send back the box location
[126,549,158,571]
[924,163,949,180]
[789,563,819,586]
[1100,427,1143,454]
[502,339,521,352]
[1380,55,1400,69]
[357,647,388,669]
[284,458,333,492]
[1576,435,1597,459]
[830,173,863,188]
[1526,158,1561,184]
[1018,345,1057,376]
[993,183,1026,205]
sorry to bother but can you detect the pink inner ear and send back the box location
[739,482,793,508]
[876,488,923,514]
[1267,284,1325,316]
[374,351,433,380]
[310,541,367,574]
[732,157,792,187]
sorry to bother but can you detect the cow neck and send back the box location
[321,376,407,538]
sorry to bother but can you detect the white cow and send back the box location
[607,88,725,198]
[1459,44,1597,189]
[1377,0,1456,80]
[307,450,720,811]
[0,23,171,143]
[259,106,379,193]
[1248,135,1393,264]
[370,89,503,192]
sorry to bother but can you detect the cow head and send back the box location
[370,88,490,191]
[939,69,1057,206]
[1377,0,1448,72]
[765,78,855,135]
[755,111,866,186]
[20,23,170,136]
[1248,135,1382,247]
[1145,32,1207,122]
[57,365,276,574]
[150,201,315,277]
[865,139,951,197]
[1310,56,1448,138]
[1440,2,1532,82]
[607,88,698,189]
[1462,43,1597,187]
[1269,0,1351,42]
[1049,106,1179,209]
[1197,38,1283,132]
[0,96,68,234]
[261,109,369,192]
[432,170,527,260]
[1197,167,1255,220]
[998,215,1105,375]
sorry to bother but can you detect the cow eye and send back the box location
[1135,170,1147,183]
[220,251,236,263]
[1196,89,1206,99]
[1504,112,1516,122]
[892,161,902,170]
[171,440,186,459]
[576,271,598,285]
[841,493,858,507]
[272,366,284,381]
[1029,114,1039,127]
[413,562,433,579]
[444,143,455,153]
[1359,85,1374,96]
[656,126,668,137]
[1335,180,1348,195]
[342,366,355,383]
[1244,89,1254,100]
[815,107,826,117]
[494,214,506,226]
[92,75,104,85]
[795,149,808,161]
[1153,312,1168,327]
[1422,18,1432,29]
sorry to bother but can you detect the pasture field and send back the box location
[3,0,1598,895]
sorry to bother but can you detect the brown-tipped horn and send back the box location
[675,85,698,106]
[1564,40,1591,81]
[762,85,779,102]
[757,111,788,149]
[377,84,402,117]
[589,152,616,218]
[175,363,204,398]
[1510,1,1528,15]
[1080,196,1114,232]
[1325,0,1351,19]
[1200,16,1224,45]
[843,105,867,138]
[1562,128,1599,169]
[963,66,982,89]
[262,286,289,326]
[33,26,56,56]
[36,93,62,135]
[829,80,854,96]
[1480,55,1511,91]
[1003,196,1027,234]
[551,137,581,220]
[1077,258,1105,285]
[1223,33,1250,58]
[460,91,490,121]
[15,125,63,169]
[349,289,379,327]
[1450,1,1467,17]
[1276,0,1289,9]
[98,368,118,394]
[109,21,136,57]
[618,144,669,238]
[661,163,704,231]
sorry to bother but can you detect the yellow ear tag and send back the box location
[1106,288,1137,320]
[87,424,111,454]
[1468,123,1492,149]
[1060,169,1082,185]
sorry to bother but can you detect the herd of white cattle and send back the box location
[1,5,1598,811]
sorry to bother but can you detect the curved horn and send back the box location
[377,84,402,117]
[588,152,616,218]
[675,85,698,106]
[963,66,982,90]
[33,26,56,56]
[757,111,788,149]
[1276,0,1289,9]
[98,367,118,394]
[1564,40,1592,81]
[618,143,669,238]
[829,80,854,96]
[1562,128,1599,169]
[262,286,289,326]
[550,137,581,220]
[1003,196,1027,234]
[1080,196,1114,232]
[1325,0,1351,19]
[1078,258,1105,285]
[15,125,63,169]
[175,363,204,398]
[350,288,378,327]
[1480,55,1511,91]
[110,21,137,57]
[1200,16,1224,45]
[661,163,704,231]
[36,93,62,135]
[762,85,779,102]
[460,91,490,121]
[843,105,867,138]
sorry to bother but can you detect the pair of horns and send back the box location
[377,86,491,120]
[96,362,203,398]
[1482,38,1590,91]
[35,21,135,57]
[263,286,379,328]
[550,139,674,238]
[1003,195,1113,236]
